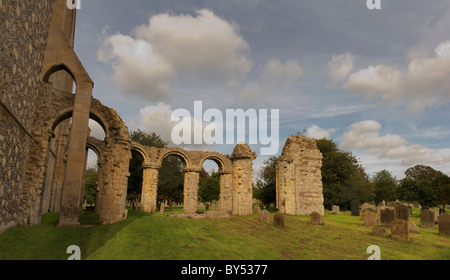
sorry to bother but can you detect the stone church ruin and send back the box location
[0,1,324,233]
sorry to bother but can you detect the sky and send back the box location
[74,0,450,179]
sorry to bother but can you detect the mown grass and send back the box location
[0,207,448,260]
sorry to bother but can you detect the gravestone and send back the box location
[438,214,450,236]
[409,221,419,233]
[361,203,375,213]
[260,210,269,222]
[274,213,285,228]
[311,211,323,225]
[159,204,165,215]
[420,210,436,229]
[351,200,360,216]
[254,206,261,215]
[391,219,409,241]
[394,204,409,221]
[362,208,377,226]
[332,205,339,215]
[380,208,395,227]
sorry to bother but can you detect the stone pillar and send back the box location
[219,172,233,212]
[231,143,256,216]
[58,82,93,227]
[183,169,200,214]
[141,164,159,214]
[276,135,324,216]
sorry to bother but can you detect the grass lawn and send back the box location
[0,207,448,260]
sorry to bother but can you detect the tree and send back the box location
[316,138,374,210]
[157,155,185,211]
[432,174,450,214]
[372,169,398,205]
[84,168,97,204]
[397,177,420,203]
[254,156,278,208]
[405,165,444,181]
[198,171,220,203]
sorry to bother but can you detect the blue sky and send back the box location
[74,0,450,179]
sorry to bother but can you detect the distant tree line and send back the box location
[254,138,450,213]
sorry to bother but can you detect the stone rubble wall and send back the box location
[276,135,324,216]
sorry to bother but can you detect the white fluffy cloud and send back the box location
[306,125,336,139]
[344,41,450,113]
[98,9,252,101]
[341,120,450,166]
[326,52,354,89]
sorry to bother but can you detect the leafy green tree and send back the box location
[432,174,450,214]
[198,171,221,203]
[372,169,398,205]
[397,177,420,203]
[158,155,184,211]
[254,156,278,208]
[316,138,374,210]
[405,165,444,181]
[84,168,97,204]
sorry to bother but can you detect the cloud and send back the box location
[344,40,450,113]
[341,120,450,166]
[98,9,252,101]
[306,125,336,139]
[326,52,354,89]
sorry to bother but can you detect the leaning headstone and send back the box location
[362,208,377,226]
[259,210,269,222]
[380,207,395,227]
[372,227,387,237]
[332,205,339,215]
[394,204,409,221]
[391,219,409,241]
[438,214,450,236]
[420,210,436,229]
[311,211,323,225]
[351,200,360,216]
[274,213,285,228]
[409,221,419,233]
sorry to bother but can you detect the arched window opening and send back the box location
[158,155,185,213]
[198,159,220,212]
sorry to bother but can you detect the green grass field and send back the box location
[0,207,448,260]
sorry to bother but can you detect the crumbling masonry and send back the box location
[0,1,323,233]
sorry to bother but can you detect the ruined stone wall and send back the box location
[0,0,55,232]
[276,135,324,216]
[231,143,256,216]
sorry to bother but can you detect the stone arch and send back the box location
[42,63,76,85]
[157,148,191,170]
[199,153,232,174]
[130,142,150,165]
[86,137,105,162]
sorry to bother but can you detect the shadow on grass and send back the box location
[0,209,148,260]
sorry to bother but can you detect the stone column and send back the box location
[230,143,256,216]
[58,82,93,227]
[219,172,233,212]
[141,164,159,214]
[183,168,200,214]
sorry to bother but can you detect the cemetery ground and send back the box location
[0,206,448,260]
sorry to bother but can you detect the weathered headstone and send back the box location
[362,208,377,226]
[274,213,285,228]
[254,206,261,215]
[394,204,410,221]
[409,221,419,233]
[361,203,375,213]
[311,211,323,225]
[159,204,165,215]
[380,207,395,227]
[438,214,450,236]
[351,200,360,216]
[259,210,269,222]
[332,205,339,215]
[420,210,436,229]
[391,219,409,241]
[372,227,387,237]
